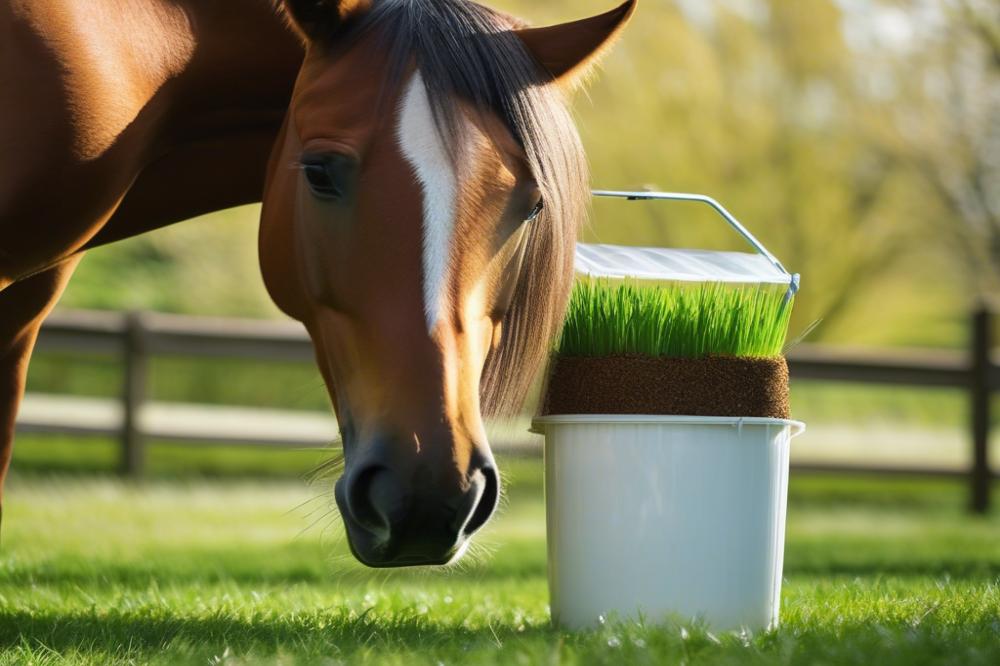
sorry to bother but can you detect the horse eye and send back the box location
[301,160,342,200]
[526,199,544,222]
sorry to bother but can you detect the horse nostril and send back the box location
[347,466,402,537]
[463,465,499,537]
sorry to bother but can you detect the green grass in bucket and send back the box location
[556,279,794,359]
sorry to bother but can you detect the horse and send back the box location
[0,0,635,567]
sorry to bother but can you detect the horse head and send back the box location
[260,0,635,567]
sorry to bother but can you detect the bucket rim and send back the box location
[531,414,805,437]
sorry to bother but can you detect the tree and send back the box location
[878,0,1000,302]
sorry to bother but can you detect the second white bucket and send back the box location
[533,414,805,632]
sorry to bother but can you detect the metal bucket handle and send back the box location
[591,190,800,300]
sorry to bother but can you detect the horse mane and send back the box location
[340,0,590,417]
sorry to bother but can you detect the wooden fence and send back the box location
[19,307,999,513]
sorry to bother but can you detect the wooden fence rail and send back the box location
[20,306,999,512]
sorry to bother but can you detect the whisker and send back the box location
[285,492,333,517]
[305,446,346,486]
[296,505,341,541]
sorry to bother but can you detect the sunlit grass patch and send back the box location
[2,472,998,665]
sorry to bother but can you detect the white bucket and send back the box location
[532,414,806,632]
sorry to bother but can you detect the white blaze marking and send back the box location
[397,73,460,331]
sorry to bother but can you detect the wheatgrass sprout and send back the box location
[556,279,794,359]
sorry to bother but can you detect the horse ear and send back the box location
[515,0,636,88]
[282,0,372,41]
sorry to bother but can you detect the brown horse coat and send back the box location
[0,0,304,509]
[0,0,635,565]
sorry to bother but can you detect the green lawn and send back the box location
[2,448,999,665]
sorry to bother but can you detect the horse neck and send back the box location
[3,0,303,133]
[160,0,305,136]
[0,0,304,273]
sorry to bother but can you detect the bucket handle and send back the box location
[591,190,800,300]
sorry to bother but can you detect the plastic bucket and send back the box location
[532,415,806,631]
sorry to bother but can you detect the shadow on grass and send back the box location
[1,608,553,656]
[783,560,1000,579]
[7,562,997,592]
[0,566,546,590]
[0,546,548,589]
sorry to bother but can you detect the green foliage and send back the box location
[556,279,793,359]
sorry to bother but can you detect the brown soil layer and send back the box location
[543,355,790,419]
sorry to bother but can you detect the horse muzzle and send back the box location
[334,442,500,567]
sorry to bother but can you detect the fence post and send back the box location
[970,307,992,514]
[121,311,148,478]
